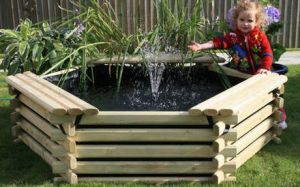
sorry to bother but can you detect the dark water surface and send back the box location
[67,65,237,111]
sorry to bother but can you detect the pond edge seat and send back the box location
[189,73,288,118]
[90,54,225,65]
[6,71,99,116]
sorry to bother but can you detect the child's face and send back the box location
[237,10,257,34]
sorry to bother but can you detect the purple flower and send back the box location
[226,7,236,29]
[74,19,85,36]
[264,6,280,25]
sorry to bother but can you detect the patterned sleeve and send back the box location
[259,33,273,70]
[212,32,234,49]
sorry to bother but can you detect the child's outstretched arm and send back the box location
[188,41,215,52]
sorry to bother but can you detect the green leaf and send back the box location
[18,41,28,57]
[49,50,57,60]
[32,43,44,71]
[8,61,20,75]
[5,43,18,55]
[20,19,32,40]
[0,29,19,39]
[42,22,50,32]
[53,40,64,51]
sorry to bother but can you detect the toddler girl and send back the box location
[188,0,272,75]
[188,0,287,129]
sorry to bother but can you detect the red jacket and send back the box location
[212,27,273,74]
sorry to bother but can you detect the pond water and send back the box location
[66,65,238,111]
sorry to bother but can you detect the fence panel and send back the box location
[0,0,299,48]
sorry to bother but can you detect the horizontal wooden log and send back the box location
[80,111,253,126]
[57,137,76,154]
[6,75,67,115]
[74,161,223,174]
[16,73,83,116]
[74,128,215,142]
[18,132,68,173]
[223,92,275,124]
[238,93,275,122]
[19,94,76,124]
[219,74,287,116]
[19,120,76,169]
[76,176,213,183]
[219,129,238,142]
[214,74,278,117]
[189,74,266,116]
[234,118,273,154]
[17,104,66,141]
[221,159,237,173]
[220,145,237,157]
[75,145,214,158]
[190,74,287,117]
[233,104,275,139]
[18,120,68,157]
[24,71,99,115]
[80,111,209,125]
[90,54,225,65]
[208,64,252,79]
[234,130,273,168]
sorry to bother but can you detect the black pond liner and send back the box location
[47,64,243,111]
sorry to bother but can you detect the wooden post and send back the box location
[61,123,76,136]
[213,121,226,136]
[212,170,225,184]
[213,154,225,169]
[213,138,225,153]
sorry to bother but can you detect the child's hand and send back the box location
[256,68,271,75]
[188,41,202,52]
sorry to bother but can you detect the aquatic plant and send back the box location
[61,0,231,91]
[0,0,231,92]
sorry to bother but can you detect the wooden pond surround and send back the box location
[6,71,287,184]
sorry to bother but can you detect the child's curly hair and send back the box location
[231,0,266,29]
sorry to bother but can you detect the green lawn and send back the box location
[0,66,300,186]
[286,48,300,51]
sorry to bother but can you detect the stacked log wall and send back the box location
[6,71,287,184]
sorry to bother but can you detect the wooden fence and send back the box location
[0,0,300,48]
